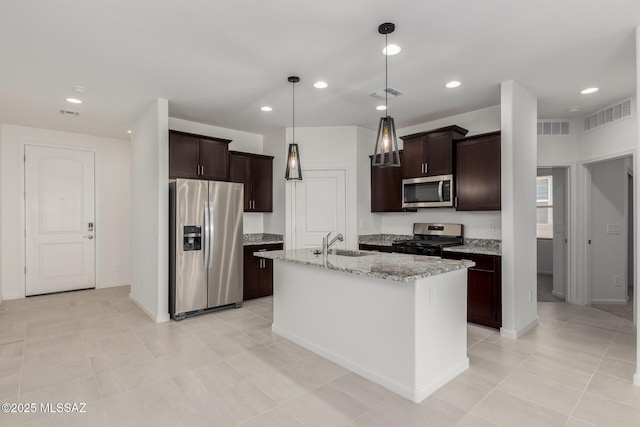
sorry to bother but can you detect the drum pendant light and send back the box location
[372,22,401,168]
[285,76,303,180]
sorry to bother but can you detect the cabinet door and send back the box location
[259,257,274,297]
[371,151,404,212]
[251,156,273,212]
[425,132,453,176]
[455,133,501,211]
[467,268,500,326]
[169,132,200,179]
[243,246,262,300]
[401,136,426,179]
[229,153,252,210]
[199,138,229,181]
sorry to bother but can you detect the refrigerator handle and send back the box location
[208,201,215,268]
[203,201,210,268]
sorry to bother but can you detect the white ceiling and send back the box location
[0,0,638,140]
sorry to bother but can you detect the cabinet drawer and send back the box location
[358,244,393,253]
[443,252,495,271]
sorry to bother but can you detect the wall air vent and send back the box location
[537,120,570,136]
[583,98,632,132]
[370,87,404,100]
[59,109,80,117]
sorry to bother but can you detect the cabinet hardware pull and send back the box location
[424,163,428,174]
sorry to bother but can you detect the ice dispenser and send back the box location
[183,226,202,251]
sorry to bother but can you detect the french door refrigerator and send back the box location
[169,178,244,320]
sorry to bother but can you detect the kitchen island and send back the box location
[255,249,474,403]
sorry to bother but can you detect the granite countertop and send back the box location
[255,249,474,283]
[358,234,413,247]
[444,239,502,256]
[243,233,284,246]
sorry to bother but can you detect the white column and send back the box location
[129,98,170,322]
[634,25,640,388]
[500,80,539,338]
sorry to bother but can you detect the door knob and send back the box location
[85,235,94,239]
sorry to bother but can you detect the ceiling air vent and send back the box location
[59,109,80,117]
[537,120,569,136]
[370,87,404,100]
[583,98,632,131]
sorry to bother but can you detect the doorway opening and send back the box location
[536,166,569,303]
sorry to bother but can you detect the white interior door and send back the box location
[25,145,95,296]
[294,169,346,250]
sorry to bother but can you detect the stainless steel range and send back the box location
[392,223,463,256]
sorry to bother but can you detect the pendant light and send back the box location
[285,76,303,180]
[372,22,401,168]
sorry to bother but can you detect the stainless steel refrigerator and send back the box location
[169,179,244,320]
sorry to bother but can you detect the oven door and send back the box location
[402,175,453,208]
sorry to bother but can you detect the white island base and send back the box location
[271,260,469,403]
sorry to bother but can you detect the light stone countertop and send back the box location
[358,234,413,247]
[255,249,474,283]
[243,233,284,246]
[444,239,502,256]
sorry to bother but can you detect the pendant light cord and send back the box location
[292,80,295,142]
[385,32,389,118]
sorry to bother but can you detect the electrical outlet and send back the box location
[614,275,622,287]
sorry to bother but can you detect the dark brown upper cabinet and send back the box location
[229,151,274,212]
[400,125,468,179]
[455,131,501,211]
[169,130,230,181]
[370,151,405,212]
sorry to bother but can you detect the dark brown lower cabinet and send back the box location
[243,243,283,300]
[358,244,394,253]
[442,252,502,329]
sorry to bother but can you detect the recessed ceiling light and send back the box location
[127,130,132,134]
[382,44,402,56]
[567,106,580,112]
[376,105,387,111]
[445,81,461,89]
[65,97,83,104]
[580,87,599,94]
[71,85,87,94]
[313,81,328,89]
[260,106,273,112]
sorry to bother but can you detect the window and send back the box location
[536,175,553,238]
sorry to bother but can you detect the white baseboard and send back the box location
[500,316,540,339]
[129,292,170,323]
[551,290,565,299]
[97,281,130,289]
[591,298,627,305]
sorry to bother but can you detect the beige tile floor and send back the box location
[0,285,638,426]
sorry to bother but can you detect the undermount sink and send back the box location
[329,249,373,257]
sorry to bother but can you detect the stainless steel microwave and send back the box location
[402,174,453,208]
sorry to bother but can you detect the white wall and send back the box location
[501,80,539,338]
[356,127,381,235]
[263,128,286,236]
[373,106,503,239]
[284,126,359,249]
[168,117,265,234]
[0,124,131,300]
[590,158,628,303]
[130,99,169,322]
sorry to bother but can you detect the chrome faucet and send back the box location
[322,232,344,256]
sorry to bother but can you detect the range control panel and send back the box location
[183,226,202,251]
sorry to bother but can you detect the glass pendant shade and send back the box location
[372,116,400,167]
[285,143,302,180]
